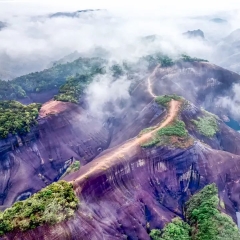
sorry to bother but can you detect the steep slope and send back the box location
[140,61,240,121]
[2,96,240,239]
[2,61,240,211]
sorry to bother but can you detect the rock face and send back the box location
[0,94,164,209]
[0,100,112,209]
[148,61,240,120]
[1,61,240,211]
[3,99,240,239]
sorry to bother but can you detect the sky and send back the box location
[0,0,240,16]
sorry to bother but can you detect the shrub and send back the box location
[192,116,218,137]
[141,120,188,148]
[186,184,240,240]
[149,184,240,240]
[0,180,79,235]
[61,161,81,179]
[0,101,41,138]
[180,54,208,62]
[149,218,190,240]
[150,229,162,240]
[157,120,188,138]
[155,95,182,107]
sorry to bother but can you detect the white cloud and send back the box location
[0,0,239,79]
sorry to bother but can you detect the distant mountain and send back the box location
[0,21,7,30]
[51,48,109,67]
[210,18,227,23]
[214,29,240,73]
[183,29,204,39]
[49,9,102,18]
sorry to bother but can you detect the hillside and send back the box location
[1,55,240,239]
[1,94,240,239]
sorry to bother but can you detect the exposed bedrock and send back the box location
[146,61,240,119]
[0,98,164,209]
[4,140,240,240]
[1,61,240,212]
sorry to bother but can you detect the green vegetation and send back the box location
[0,57,106,101]
[192,115,218,137]
[54,75,88,103]
[155,95,182,107]
[186,183,240,240]
[138,126,156,136]
[142,53,174,68]
[149,184,240,240]
[0,101,41,138]
[110,64,124,77]
[0,180,79,236]
[180,54,208,63]
[141,120,188,148]
[150,218,191,240]
[149,229,162,240]
[61,161,81,179]
[142,53,208,70]
[158,120,187,137]
[54,64,105,103]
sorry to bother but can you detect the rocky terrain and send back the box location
[1,56,240,239]
[2,93,240,239]
[1,61,240,207]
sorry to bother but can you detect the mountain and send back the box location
[210,18,228,23]
[1,93,240,239]
[0,21,6,30]
[214,29,240,73]
[49,9,102,18]
[183,29,205,39]
[1,60,240,206]
[1,57,240,238]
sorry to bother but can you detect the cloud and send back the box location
[0,1,239,80]
[85,73,131,119]
[216,84,240,120]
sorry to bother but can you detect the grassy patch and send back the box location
[155,95,182,107]
[141,120,190,148]
[0,101,41,138]
[157,120,188,137]
[0,180,79,236]
[138,126,156,137]
[192,116,218,137]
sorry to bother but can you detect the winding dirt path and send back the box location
[72,99,181,188]
[147,64,160,98]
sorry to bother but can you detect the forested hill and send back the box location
[0,57,106,101]
[0,53,208,102]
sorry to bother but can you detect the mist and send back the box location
[1,1,240,80]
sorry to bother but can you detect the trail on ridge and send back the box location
[147,64,160,98]
[72,99,181,188]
